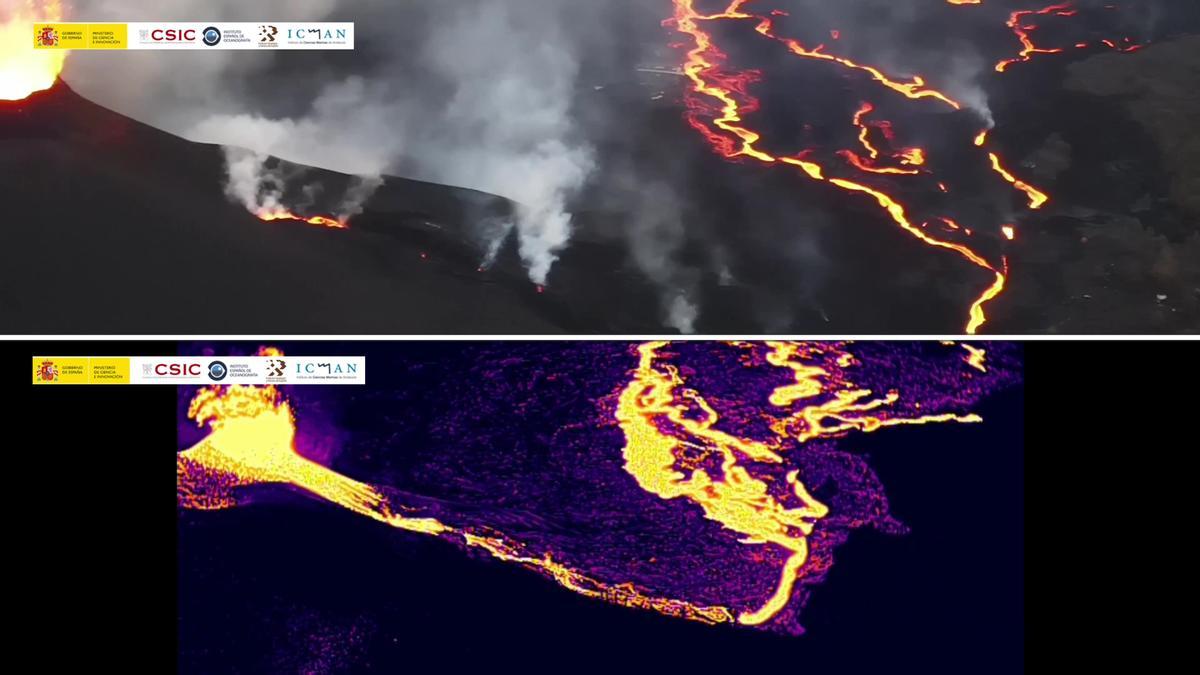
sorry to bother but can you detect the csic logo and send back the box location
[148,362,202,377]
[36,26,59,47]
[207,360,228,382]
[36,360,59,382]
[139,27,197,43]
[259,25,278,43]
[202,26,221,47]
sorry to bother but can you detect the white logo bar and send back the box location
[126,22,354,50]
[131,356,366,384]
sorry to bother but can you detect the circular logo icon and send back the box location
[207,360,228,381]
[202,26,221,46]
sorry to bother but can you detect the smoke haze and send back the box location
[49,0,1191,332]
[64,0,615,284]
[57,0,1012,330]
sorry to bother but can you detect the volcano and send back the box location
[0,79,611,334]
[4,0,1200,335]
[0,77,958,334]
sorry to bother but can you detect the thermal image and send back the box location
[178,341,1021,637]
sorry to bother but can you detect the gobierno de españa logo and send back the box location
[35,359,60,382]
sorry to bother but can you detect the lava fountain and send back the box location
[0,0,67,101]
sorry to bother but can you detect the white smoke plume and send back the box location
[942,49,995,130]
[221,146,284,215]
[188,75,395,221]
[621,178,702,334]
[187,77,398,175]
[64,0,596,286]
[337,174,383,221]
[405,1,594,284]
[666,293,699,335]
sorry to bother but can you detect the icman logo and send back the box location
[36,360,59,382]
[36,27,58,47]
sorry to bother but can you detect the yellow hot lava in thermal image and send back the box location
[1,1,67,101]
[178,370,737,627]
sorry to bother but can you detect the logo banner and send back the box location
[34,23,354,50]
[33,357,366,384]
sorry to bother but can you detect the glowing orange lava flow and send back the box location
[670,0,1008,334]
[178,374,734,627]
[966,260,1007,336]
[841,102,924,175]
[854,103,883,159]
[988,153,1049,209]
[616,341,982,625]
[747,11,962,110]
[256,208,346,229]
[996,3,1076,72]
[0,1,66,101]
[993,2,1143,73]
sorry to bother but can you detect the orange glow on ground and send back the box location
[992,2,1143,72]
[749,13,962,110]
[988,153,1049,209]
[670,0,1010,334]
[996,3,1075,72]
[673,0,1148,333]
[966,261,1008,335]
[256,208,347,229]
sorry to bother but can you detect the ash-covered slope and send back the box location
[0,80,626,334]
[0,76,1020,336]
[1067,36,1200,218]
